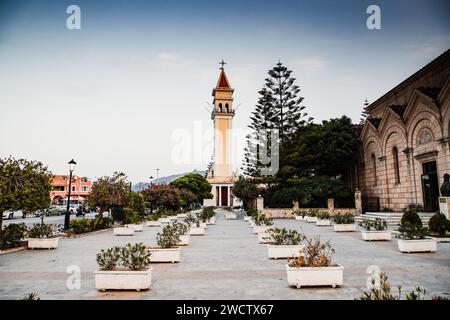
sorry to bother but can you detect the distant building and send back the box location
[358,49,450,212]
[50,175,93,205]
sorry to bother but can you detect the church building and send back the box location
[358,49,450,213]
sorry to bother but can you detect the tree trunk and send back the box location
[0,209,3,231]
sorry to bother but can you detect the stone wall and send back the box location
[262,207,356,219]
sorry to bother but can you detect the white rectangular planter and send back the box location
[225,213,237,220]
[168,216,178,221]
[147,247,181,263]
[189,226,205,236]
[206,218,216,225]
[361,230,391,241]
[28,237,59,249]
[178,234,190,246]
[199,222,207,228]
[268,244,305,259]
[113,227,135,236]
[253,225,273,234]
[334,224,356,232]
[316,219,331,226]
[94,267,152,292]
[286,264,344,289]
[176,213,188,219]
[159,218,171,223]
[295,216,305,221]
[125,224,143,232]
[397,239,437,253]
[145,220,161,227]
[258,232,273,244]
[306,217,318,223]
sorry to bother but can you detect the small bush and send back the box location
[306,209,319,217]
[359,218,387,231]
[21,292,40,300]
[288,236,334,268]
[428,212,450,236]
[246,208,258,218]
[96,243,151,271]
[398,209,427,240]
[0,223,28,248]
[156,224,180,248]
[254,214,273,226]
[266,228,304,245]
[332,213,355,224]
[172,222,188,236]
[93,215,113,230]
[69,219,95,234]
[96,246,121,271]
[316,211,330,220]
[28,224,55,238]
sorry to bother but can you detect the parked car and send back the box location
[2,210,25,220]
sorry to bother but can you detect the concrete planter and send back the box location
[286,264,344,289]
[145,220,161,227]
[306,216,318,223]
[199,222,207,228]
[159,218,171,224]
[258,232,273,244]
[397,238,437,253]
[147,247,181,263]
[189,226,205,236]
[113,227,135,236]
[267,244,305,259]
[253,225,273,234]
[244,216,250,222]
[28,237,59,249]
[94,267,152,291]
[176,213,188,219]
[168,216,178,221]
[206,217,216,225]
[225,213,237,220]
[178,234,190,246]
[334,224,356,232]
[125,224,143,232]
[295,216,305,221]
[316,219,331,226]
[361,230,391,241]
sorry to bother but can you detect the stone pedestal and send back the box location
[293,200,299,210]
[355,189,362,215]
[327,198,335,211]
[256,195,264,213]
[439,197,450,219]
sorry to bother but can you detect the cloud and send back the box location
[292,57,328,72]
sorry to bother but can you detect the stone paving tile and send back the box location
[0,210,449,300]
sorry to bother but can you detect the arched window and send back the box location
[225,103,229,113]
[372,154,377,186]
[393,147,400,184]
[218,103,222,112]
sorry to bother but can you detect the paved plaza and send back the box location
[0,210,449,300]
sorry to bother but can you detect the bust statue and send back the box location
[440,174,450,197]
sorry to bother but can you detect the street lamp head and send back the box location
[68,159,77,172]
[149,176,154,180]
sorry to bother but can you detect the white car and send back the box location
[2,210,25,220]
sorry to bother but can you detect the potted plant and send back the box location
[199,207,215,225]
[359,218,391,241]
[396,209,436,253]
[189,219,206,236]
[266,228,305,259]
[244,208,257,222]
[294,210,307,221]
[125,223,144,232]
[252,214,274,234]
[286,237,343,289]
[332,213,356,232]
[27,223,60,249]
[305,209,318,223]
[428,212,450,238]
[113,225,135,236]
[316,211,331,226]
[94,243,152,291]
[173,222,190,246]
[147,224,181,263]
[145,213,161,227]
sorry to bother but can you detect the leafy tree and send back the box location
[179,189,197,209]
[142,184,180,212]
[128,191,145,216]
[232,176,259,210]
[169,173,212,206]
[265,61,312,141]
[0,157,52,230]
[88,172,130,216]
[360,98,370,125]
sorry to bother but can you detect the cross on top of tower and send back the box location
[219,59,227,70]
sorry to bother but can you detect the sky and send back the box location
[0,0,449,183]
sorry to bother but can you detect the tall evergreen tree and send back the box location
[265,61,312,141]
[359,98,370,125]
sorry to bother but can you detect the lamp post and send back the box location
[149,176,154,213]
[64,159,77,230]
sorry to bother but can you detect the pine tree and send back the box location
[265,61,312,141]
[360,98,370,125]
[242,87,277,177]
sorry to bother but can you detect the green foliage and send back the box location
[254,214,273,226]
[96,243,151,271]
[306,209,319,217]
[170,173,212,206]
[246,208,259,219]
[359,218,387,231]
[357,272,426,300]
[266,228,304,245]
[0,157,52,229]
[142,184,180,212]
[178,189,197,208]
[93,215,113,230]
[127,191,145,216]
[172,222,189,236]
[21,292,40,300]
[0,223,28,248]
[88,172,130,215]
[288,236,334,268]
[199,206,215,222]
[148,213,159,221]
[70,219,95,234]
[232,177,259,209]
[156,224,180,248]
[28,224,54,238]
[332,213,355,224]
[316,211,330,220]
[428,212,450,235]
[398,209,427,240]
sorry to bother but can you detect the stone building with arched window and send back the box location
[359,49,450,213]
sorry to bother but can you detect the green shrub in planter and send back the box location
[172,222,188,236]
[359,218,387,231]
[93,216,113,230]
[156,224,180,248]
[0,223,28,248]
[28,224,55,238]
[428,212,450,236]
[254,214,273,226]
[96,243,150,271]
[332,213,355,224]
[397,209,427,240]
[306,209,319,217]
[199,206,215,222]
[266,228,304,245]
[246,208,258,218]
[316,211,331,220]
[96,246,121,271]
[70,219,95,234]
